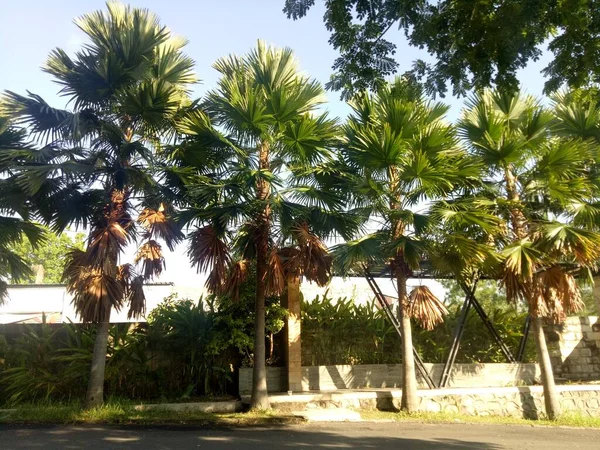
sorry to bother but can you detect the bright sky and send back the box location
[0,0,557,291]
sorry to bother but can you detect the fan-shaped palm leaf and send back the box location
[188,226,230,293]
[138,204,183,251]
[135,240,165,280]
[408,285,448,331]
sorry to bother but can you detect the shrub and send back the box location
[0,289,287,405]
[301,291,535,366]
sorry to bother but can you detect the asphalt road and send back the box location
[1,422,599,449]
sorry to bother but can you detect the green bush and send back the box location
[301,291,535,366]
[0,289,287,406]
[0,283,538,406]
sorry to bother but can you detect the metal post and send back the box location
[439,284,475,388]
[462,284,517,363]
[516,315,531,362]
[364,267,437,389]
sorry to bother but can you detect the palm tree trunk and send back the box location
[251,248,270,409]
[85,309,111,408]
[398,272,418,412]
[251,139,271,410]
[504,166,561,419]
[532,316,561,419]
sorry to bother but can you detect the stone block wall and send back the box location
[416,385,600,419]
[544,316,600,381]
[266,385,600,419]
[239,363,539,395]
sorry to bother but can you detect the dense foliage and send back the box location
[301,292,535,366]
[284,0,600,97]
[10,228,85,284]
[0,289,538,405]
[0,292,286,405]
[0,116,46,300]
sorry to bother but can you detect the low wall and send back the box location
[545,316,600,381]
[264,385,600,419]
[238,363,540,394]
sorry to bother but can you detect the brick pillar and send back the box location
[284,274,302,392]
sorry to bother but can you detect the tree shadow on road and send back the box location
[1,424,503,449]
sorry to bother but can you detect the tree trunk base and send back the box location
[249,390,271,411]
[85,318,111,409]
[532,316,561,420]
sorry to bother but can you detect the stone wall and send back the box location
[265,385,600,419]
[545,316,600,381]
[239,363,540,395]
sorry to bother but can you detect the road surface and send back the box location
[1,422,599,449]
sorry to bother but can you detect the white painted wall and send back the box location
[301,276,446,305]
[0,284,176,324]
[0,276,447,324]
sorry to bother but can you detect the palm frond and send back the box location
[187,226,230,293]
[135,240,165,280]
[138,204,183,251]
[127,275,146,319]
[533,266,583,322]
[331,233,386,276]
[62,248,125,323]
[408,285,448,330]
[538,222,600,267]
[265,248,285,297]
[291,223,331,286]
[223,259,249,302]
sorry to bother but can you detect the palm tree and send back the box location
[171,41,351,409]
[332,78,480,412]
[459,90,600,419]
[0,116,46,299]
[1,2,195,407]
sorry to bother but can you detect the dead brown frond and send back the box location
[135,240,165,280]
[533,266,583,323]
[266,248,286,296]
[62,248,88,287]
[106,189,134,230]
[188,226,230,293]
[138,204,183,251]
[86,222,130,271]
[501,269,526,305]
[408,285,448,331]
[127,275,146,319]
[117,263,134,284]
[65,261,125,323]
[279,246,301,276]
[58,190,134,323]
[223,259,249,301]
[292,223,332,286]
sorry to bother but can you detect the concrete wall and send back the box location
[0,283,175,324]
[545,316,600,381]
[239,363,540,394]
[265,385,600,419]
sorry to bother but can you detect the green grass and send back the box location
[0,400,302,426]
[2,401,599,428]
[359,410,600,428]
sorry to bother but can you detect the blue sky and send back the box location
[0,0,557,289]
[1,0,555,122]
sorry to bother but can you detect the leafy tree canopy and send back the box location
[284,0,600,98]
[10,228,85,284]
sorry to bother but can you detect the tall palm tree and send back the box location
[332,78,480,412]
[459,90,600,419]
[172,41,352,410]
[1,2,195,407]
[0,116,46,299]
